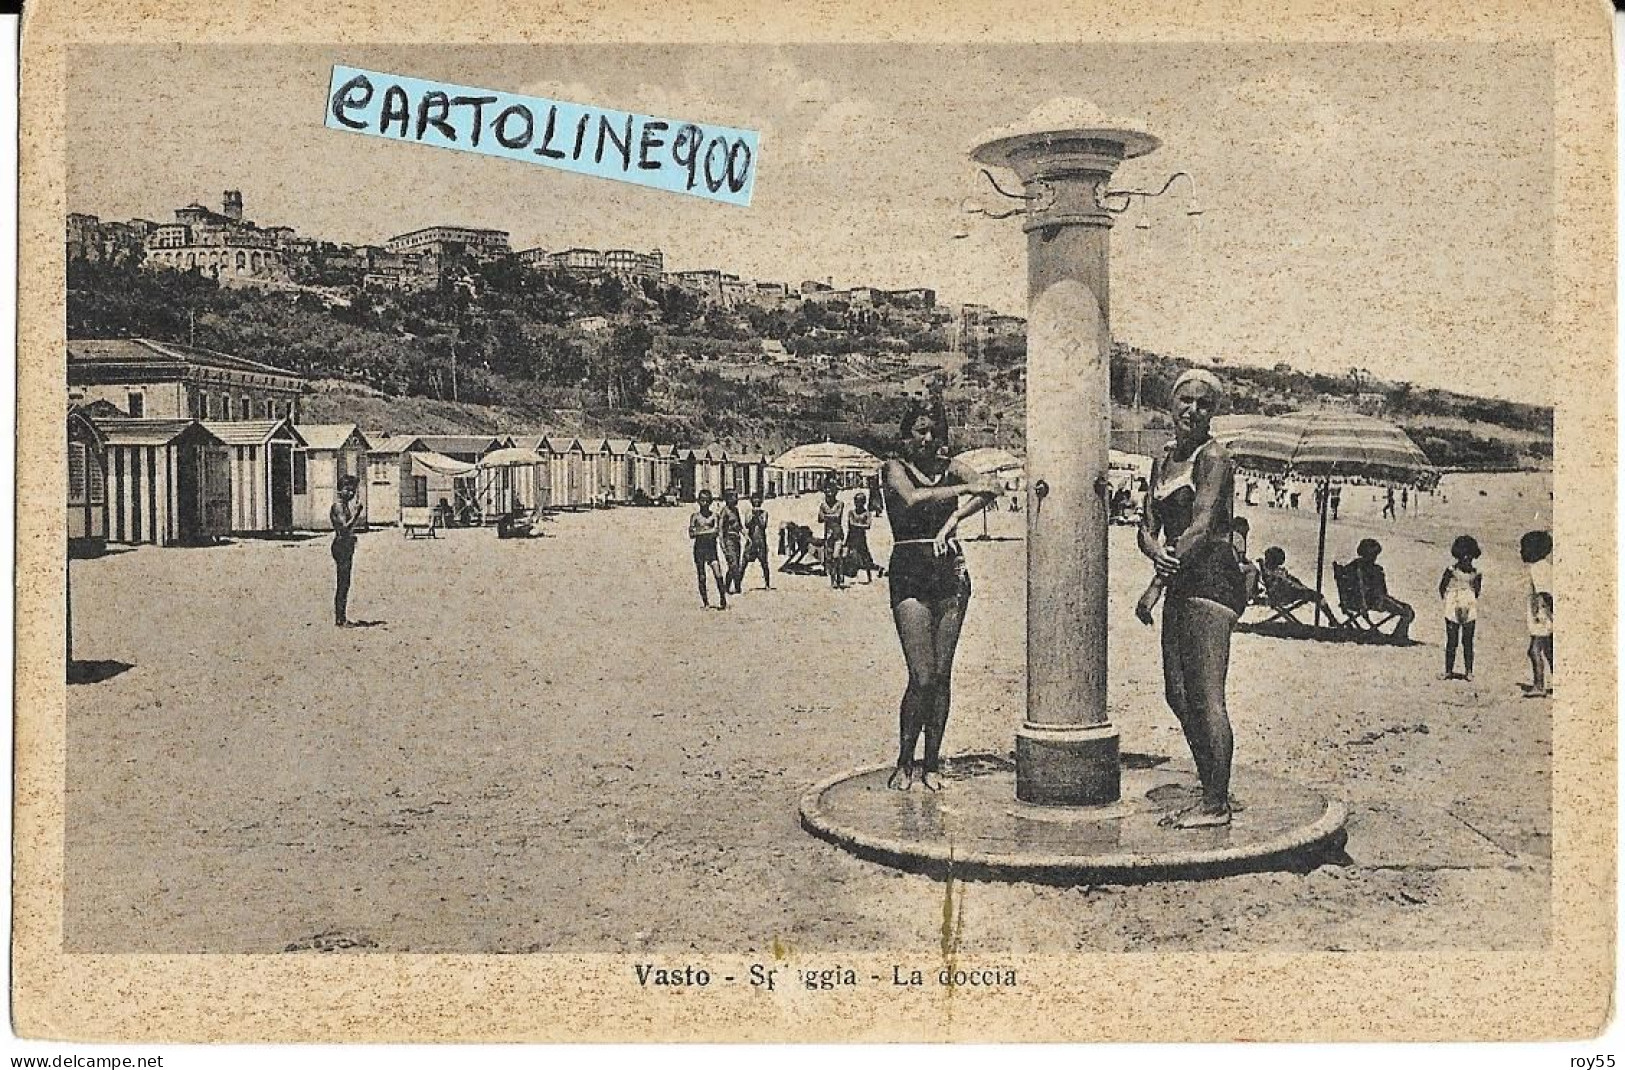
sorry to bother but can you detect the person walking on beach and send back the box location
[1520,530,1553,696]
[846,490,880,583]
[330,475,365,627]
[1329,484,1342,521]
[1382,487,1397,520]
[719,487,746,596]
[1137,369,1249,829]
[744,491,772,590]
[688,489,728,610]
[817,478,848,590]
[881,400,1001,791]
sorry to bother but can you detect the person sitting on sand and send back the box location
[687,489,728,610]
[778,521,816,573]
[1438,535,1484,680]
[1520,529,1553,697]
[1351,538,1414,641]
[1260,547,1338,621]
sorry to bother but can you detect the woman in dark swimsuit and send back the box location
[1137,369,1247,828]
[880,400,1002,791]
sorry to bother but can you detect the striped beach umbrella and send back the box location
[1222,410,1439,490]
[1222,410,1439,624]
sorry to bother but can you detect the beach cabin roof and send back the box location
[653,443,677,459]
[701,444,730,460]
[369,434,426,455]
[414,435,505,458]
[633,441,657,456]
[605,438,635,456]
[97,419,225,449]
[579,437,611,454]
[541,435,585,455]
[296,423,371,452]
[203,418,307,447]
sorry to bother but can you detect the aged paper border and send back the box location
[14,0,1616,1042]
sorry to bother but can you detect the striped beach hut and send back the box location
[670,447,700,502]
[100,419,231,546]
[632,441,659,501]
[504,436,555,510]
[577,437,610,505]
[540,435,587,509]
[67,406,108,553]
[700,445,730,497]
[203,419,304,534]
[292,424,372,530]
[604,439,637,503]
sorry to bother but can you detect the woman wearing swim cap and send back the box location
[1138,368,1247,828]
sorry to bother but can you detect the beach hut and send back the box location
[361,434,428,526]
[698,445,730,497]
[651,444,677,499]
[670,447,701,502]
[100,419,231,546]
[504,436,555,510]
[203,419,305,535]
[403,435,512,518]
[476,446,550,514]
[630,441,658,501]
[538,436,588,509]
[67,406,108,554]
[604,439,637,503]
[292,424,372,530]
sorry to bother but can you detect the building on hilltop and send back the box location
[66,214,151,264]
[67,338,306,423]
[138,192,294,286]
[385,225,511,260]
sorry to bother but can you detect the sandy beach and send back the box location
[65,471,1552,954]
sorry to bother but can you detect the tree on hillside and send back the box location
[597,323,655,410]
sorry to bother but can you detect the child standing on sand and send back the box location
[1438,535,1484,680]
[1520,530,1553,696]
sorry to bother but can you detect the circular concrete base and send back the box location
[799,754,1348,883]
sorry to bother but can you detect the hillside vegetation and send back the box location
[68,256,1551,468]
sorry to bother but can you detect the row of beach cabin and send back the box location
[68,408,808,549]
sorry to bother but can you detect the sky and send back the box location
[68,44,1554,403]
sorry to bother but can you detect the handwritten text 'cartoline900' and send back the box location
[325,66,758,206]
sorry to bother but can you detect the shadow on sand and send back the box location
[68,660,134,685]
[1236,618,1420,647]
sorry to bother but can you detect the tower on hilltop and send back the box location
[222,190,243,222]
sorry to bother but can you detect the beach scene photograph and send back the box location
[60,42,1556,957]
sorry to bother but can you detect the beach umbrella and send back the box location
[771,441,883,477]
[1224,410,1440,624]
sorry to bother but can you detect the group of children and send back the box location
[688,479,885,605]
[1436,528,1554,695]
[685,487,774,610]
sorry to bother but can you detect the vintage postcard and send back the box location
[13,0,1616,1045]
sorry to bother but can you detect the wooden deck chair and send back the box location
[401,506,440,539]
[1333,560,1402,635]
[1248,574,1317,627]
